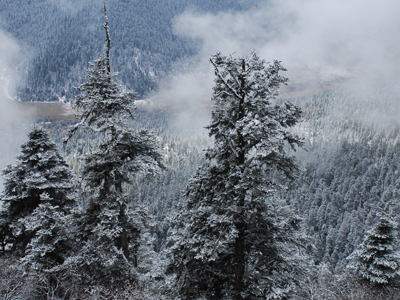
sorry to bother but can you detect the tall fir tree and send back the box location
[167,52,306,300]
[347,209,400,285]
[64,4,163,286]
[0,126,74,256]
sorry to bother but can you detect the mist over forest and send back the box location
[1,0,400,299]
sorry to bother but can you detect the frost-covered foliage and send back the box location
[0,256,40,299]
[1,0,256,102]
[283,111,400,273]
[64,7,163,286]
[20,192,75,273]
[0,126,74,256]
[347,210,400,285]
[295,263,400,300]
[167,52,307,299]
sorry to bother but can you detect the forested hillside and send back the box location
[54,86,400,265]
[1,1,400,299]
[20,85,397,299]
[0,0,256,102]
[2,86,400,298]
[284,87,400,273]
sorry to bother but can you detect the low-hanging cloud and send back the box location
[150,0,400,126]
[0,30,30,187]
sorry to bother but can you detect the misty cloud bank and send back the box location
[0,30,30,187]
[1,0,399,159]
[151,0,400,130]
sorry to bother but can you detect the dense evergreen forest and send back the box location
[1,1,400,299]
[2,85,400,299]
[0,0,257,102]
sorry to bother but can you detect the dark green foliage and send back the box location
[63,9,164,286]
[4,85,398,297]
[347,211,400,285]
[167,52,306,300]
[0,127,74,255]
[20,192,75,276]
[283,137,400,272]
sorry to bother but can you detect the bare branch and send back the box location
[104,3,111,73]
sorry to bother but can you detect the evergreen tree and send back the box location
[347,209,400,285]
[0,126,74,255]
[64,5,163,286]
[167,52,306,300]
[20,192,75,272]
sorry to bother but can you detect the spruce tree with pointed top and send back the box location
[347,209,400,285]
[0,126,74,256]
[64,4,163,285]
[166,52,307,300]
[0,127,75,300]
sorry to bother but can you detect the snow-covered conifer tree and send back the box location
[167,52,306,300]
[20,192,75,272]
[347,210,400,285]
[0,126,74,256]
[64,4,163,285]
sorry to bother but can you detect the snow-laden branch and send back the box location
[214,90,235,99]
[220,133,239,158]
[210,58,243,101]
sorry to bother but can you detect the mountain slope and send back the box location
[0,0,257,102]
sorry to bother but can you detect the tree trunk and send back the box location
[103,3,111,74]
[234,61,247,299]
[234,221,245,299]
[117,203,130,260]
[120,228,130,260]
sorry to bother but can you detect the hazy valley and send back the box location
[1,1,400,299]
